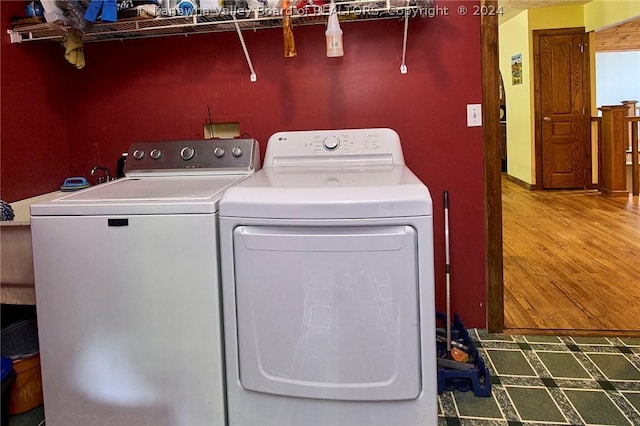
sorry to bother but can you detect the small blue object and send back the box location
[25,1,45,18]
[1,355,15,426]
[176,0,196,15]
[0,357,12,382]
[61,177,90,191]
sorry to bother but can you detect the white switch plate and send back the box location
[467,104,482,127]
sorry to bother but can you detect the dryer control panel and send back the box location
[265,128,405,168]
[124,138,260,177]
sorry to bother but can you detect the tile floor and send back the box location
[438,330,640,425]
[8,333,640,426]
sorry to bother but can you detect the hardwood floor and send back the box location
[502,175,640,335]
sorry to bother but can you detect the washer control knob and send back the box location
[323,136,340,151]
[132,149,145,160]
[150,149,162,160]
[180,146,195,161]
[214,147,225,158]
[231,146,243,157]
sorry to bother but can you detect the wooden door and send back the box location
[534,29,590,189]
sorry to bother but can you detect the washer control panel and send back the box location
[124,138,260,176]
[265,128,404,167]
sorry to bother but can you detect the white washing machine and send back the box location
[30,138,260,426]
[219,128,436,426]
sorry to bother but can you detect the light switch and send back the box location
[467,104,482,127]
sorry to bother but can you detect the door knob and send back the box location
[543,116,552,122]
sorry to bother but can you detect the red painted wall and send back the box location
[1,1,487,327]
[1,1,71,202]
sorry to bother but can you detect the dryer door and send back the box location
[232,225,421,401]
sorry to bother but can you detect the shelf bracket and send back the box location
[233,16,257,82]
[400,2,409,74]
[7,30,23,44]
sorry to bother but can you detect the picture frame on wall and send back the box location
[511,53,522,85]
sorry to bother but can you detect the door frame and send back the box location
[480,0,504,333]
[532,27,593,190]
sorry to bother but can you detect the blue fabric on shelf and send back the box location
[83,0,103,22]
[84,0,118,23]
[101,0,118,22]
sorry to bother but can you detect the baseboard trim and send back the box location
[504,174,537,190]
[502,328,640,337]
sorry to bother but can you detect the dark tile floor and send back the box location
[7,405,44,426]
[438,331,640,425]
[8,332,640,425]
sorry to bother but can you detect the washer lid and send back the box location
[219,166,432,219]
[31,176,244,216]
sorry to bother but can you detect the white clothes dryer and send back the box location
[30,138,260,426]
[219,128,436,426]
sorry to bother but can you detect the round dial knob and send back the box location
[323,136,340,151]
[150,149,162,160]
[132,149,145,160]
[180,146,195,161]
[231,146,243,157]
[214,147,225,158]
